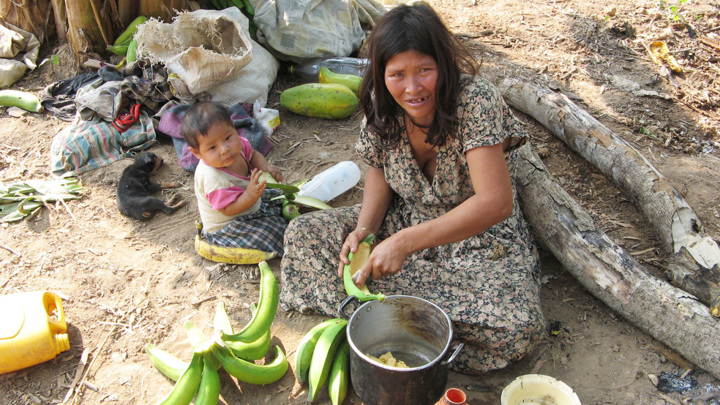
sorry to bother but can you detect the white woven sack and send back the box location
[209,36,279,108]
[135,8,253,95]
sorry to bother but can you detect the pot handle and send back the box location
[337,295,359,319]
[441,343,464,366]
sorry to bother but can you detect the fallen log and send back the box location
[495,76,720,312]
[515,142,720,380]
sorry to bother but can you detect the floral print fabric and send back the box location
[280,75,545,374]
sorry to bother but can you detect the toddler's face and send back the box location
[191,122,244,169]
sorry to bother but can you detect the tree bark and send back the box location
[50,0,67,42]
[515,142,720,380]
[495,76,720,311]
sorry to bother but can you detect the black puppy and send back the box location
[116,152,185,220]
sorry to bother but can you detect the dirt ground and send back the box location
[2,0,720,404]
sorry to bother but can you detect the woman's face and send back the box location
[384,50,438,127]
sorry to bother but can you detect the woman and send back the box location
[280,1,545,374]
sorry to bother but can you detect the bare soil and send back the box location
[2,1,720,404]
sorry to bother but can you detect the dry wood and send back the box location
[494,76,720,311]
[515,142,720,380]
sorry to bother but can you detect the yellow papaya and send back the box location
[318,67,362,97]
[280,83,359,120]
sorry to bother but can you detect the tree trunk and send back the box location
[495,76,720,311]
[50,0,67,42]
[65,0,106,58]
[515,142,720,380]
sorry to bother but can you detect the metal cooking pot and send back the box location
[338,295,463,405]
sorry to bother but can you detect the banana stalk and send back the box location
[213,302,234,335]
[184,321,208,349]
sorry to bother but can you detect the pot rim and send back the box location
[344,294,453,372]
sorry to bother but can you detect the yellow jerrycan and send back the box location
[0,291,70,374]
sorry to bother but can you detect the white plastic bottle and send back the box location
[296,161,362,202]
[288,57,369,82]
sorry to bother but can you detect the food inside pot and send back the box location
[366,351,409,368]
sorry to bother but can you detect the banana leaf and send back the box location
[0,177,83,222]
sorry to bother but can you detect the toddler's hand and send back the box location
[266,165,284,183]
[248,168,267,199]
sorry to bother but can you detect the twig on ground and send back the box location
[67,298,148,404]
[0,244,21,256]
[62,348,89,404]
[192,296,216,306]
[58,198,76,222]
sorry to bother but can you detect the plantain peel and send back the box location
[343,234,385,302]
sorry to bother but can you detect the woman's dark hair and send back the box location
[181,101,234,149]
[359,2,478,147]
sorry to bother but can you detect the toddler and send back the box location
[181,102,287,255]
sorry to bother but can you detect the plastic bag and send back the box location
[250,0,387,62]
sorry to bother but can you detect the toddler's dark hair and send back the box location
[181,102,234,150]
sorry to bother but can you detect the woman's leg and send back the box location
[280,205,360,315]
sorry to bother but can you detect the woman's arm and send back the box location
[354,142,513,284]
[337,166,394,276]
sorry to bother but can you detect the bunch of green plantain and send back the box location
[295,318,351,404]
[108,16,147,56]
[144,261,288,404]
[209,0,257,37]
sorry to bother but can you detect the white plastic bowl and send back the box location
[501,374,582,405]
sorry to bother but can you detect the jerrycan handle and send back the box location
[42,292,67,334]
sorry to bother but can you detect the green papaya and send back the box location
[280,83,359,120]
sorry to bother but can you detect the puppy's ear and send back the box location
[138,152,155,168]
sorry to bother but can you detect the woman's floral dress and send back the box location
[280,74,546,374]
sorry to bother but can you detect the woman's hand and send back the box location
[352,235,409,286]
[337,226,373,277]
[337,230,410,287]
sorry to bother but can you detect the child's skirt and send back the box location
[204,189,287,255]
